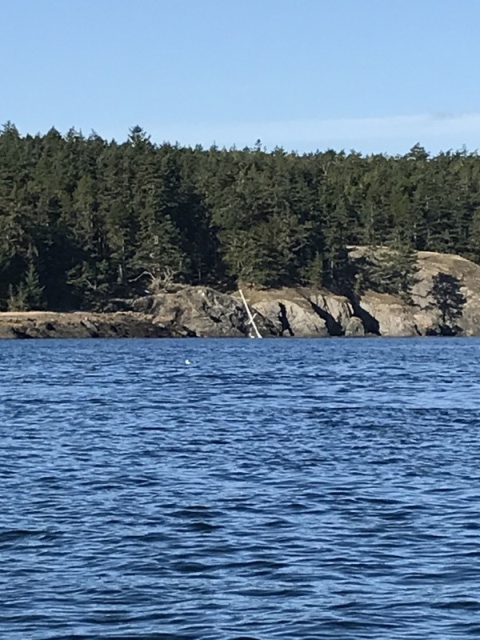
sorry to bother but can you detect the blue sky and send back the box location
[2,0,479,155]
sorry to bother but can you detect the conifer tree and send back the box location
[7,263,44,310]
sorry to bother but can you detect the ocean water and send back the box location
[1,337,480,639]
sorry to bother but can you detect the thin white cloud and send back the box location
[152,112,480,154]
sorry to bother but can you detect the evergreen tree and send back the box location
[7,262,44,310]
[0,124,479,308]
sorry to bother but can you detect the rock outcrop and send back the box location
[133,286,278,337]
[0,311,172,339]
[2,250,480,338]
[232,250,480,338]
[240,287,363,337]
[411,252,480,336]
[358,292,420,337]
[355,250,480,337]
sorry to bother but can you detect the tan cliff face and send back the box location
[235,251,480,337]
[412,252,480,336]
[1,250,480,338]
[358,251,480,337]
[238,287,358,337]
[238,247,480,337]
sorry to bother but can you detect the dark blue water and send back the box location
[1,337,480,639]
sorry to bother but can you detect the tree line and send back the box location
[1,122,480,310]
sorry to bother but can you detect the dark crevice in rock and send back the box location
[309,299,344,336]
[11,327,33,339]
[427,323,460,337]
[178,326,197,337]
[278,302,294,336]
[350,299,380,335]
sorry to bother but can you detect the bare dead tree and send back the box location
[129,266,180,294]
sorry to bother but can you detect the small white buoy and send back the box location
[185,359,191,365]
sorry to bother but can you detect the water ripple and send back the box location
[1,337,480,638]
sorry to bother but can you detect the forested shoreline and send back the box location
[1,122,480,311]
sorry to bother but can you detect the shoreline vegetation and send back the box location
[1,124,480,337]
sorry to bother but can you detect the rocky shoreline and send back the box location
[2,250,480,339]
[0,311,174,340]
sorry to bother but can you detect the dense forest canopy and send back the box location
[1,122,480,310]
